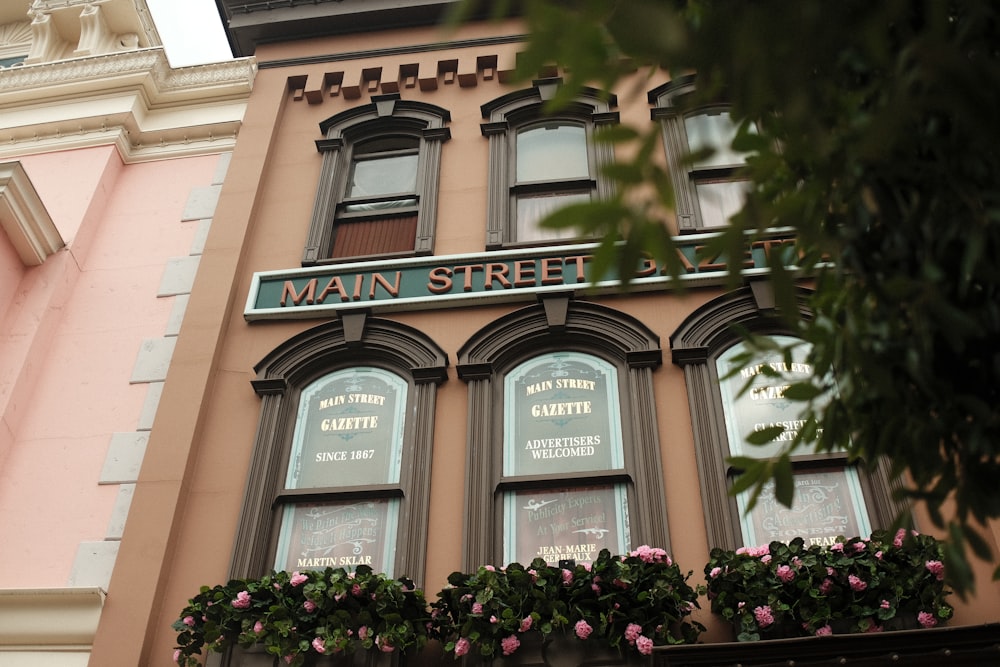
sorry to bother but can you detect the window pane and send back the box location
[504,352,624,476]
[286,368,407,489]
[502,485,630,566]
[348,153,418,198]
[516,191,591,242]
[516,123,590,182]
[695,179,749,228]
[685,111,752,168]
[736,468,872,547]
[273,499,399,574]
[716,336,822,459]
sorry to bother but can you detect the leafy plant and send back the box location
[171,566,429,667]
[430,546,704,658]
[705,531,953,641]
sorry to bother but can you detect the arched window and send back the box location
[481,79,618,248]
[457,297,667,568]
[304,94,450,264]
[670,286,907,550]
[649,76,755,232]
[231,313,447,582]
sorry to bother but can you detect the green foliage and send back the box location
[430,547,703,658]
[498,0,1000,593]
[171,567,429,667]
[704,531,953,639]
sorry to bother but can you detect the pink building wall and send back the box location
[0,145,221,588]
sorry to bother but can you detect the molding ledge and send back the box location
[0,161,63,266]
[0,587,105,647]
[0,48,255,162]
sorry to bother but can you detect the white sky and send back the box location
[147,0,233,67]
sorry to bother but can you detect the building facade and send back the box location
[88,2,1000,665]
[0,1,253,664]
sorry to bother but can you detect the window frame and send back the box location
[456,296,668,569]
[649,76,753,233]
[481,79,618,249]
[231,313,448,584]
[669,285,909,551]
[304,93,451,265]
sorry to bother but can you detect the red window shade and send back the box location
[331,214,417,258]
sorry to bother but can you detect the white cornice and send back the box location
[0,160,64,266]
[0,48,255,162]
[0,587,105,647]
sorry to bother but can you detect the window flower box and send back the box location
[172,566,429,667]
[704,530,953,641]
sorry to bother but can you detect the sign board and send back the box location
[245,233,795,320]
[503,485,629,566]
[274,499,398,573]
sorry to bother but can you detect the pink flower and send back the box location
[312,637,326,654]
[472,602,483,615]
[624,623,642,644]
[575,620,593,639]
[761,554,772,564]
[231,591,251,609]
[490,615,499,624]
[303,600,316,613]
[880,600,891,610]
[562,569,573,585]
[848,575,868,592]
[894,528,907,547]
[520,616,533,632]
[630,545,671,564]
[830,542,844,552]
[501,635,520,655]
[876,550,884,560]
[776,565,795,583]
[182,616,195,627]
[253,620,264,634]
[819,578,834,594]
[351,583,362,597]
[290,571,308,587]
[377,637,394,653]
[925,560,945,581]
[454,638,471,657]
[853,541,866,552]
[815,624,832,636]
[358,626,369,641]
[636,636,654,655]
[591,583,601,592]
[918,611,938,628]
[709,567,722,579]
[283,657,294,664]
[753,605,774,628]
[528,569,538,582]
[173,649,182,663]
[484,565,496,571]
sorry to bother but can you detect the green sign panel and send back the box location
[245,234,793,320]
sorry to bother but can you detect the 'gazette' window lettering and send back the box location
[287,368,406,489]
[670,287,908,552]
[457,299,669,570]
[232,316,447,584]
[717,337,871,547]
[481,79,618,248]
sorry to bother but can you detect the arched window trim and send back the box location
[456,296,666,569]
[669,285,908,551]
[649,75,752,233]
[304,93,451,264]
[481,79,619,249]
[232,313,448,585]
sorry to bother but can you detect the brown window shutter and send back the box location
[331,214,417,258]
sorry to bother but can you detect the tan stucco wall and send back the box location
[91,19,1000,667]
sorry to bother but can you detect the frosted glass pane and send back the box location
[516,191,591,241]
[516,124,589,182]
[685,112,751,168]
[348,154,418,198]
[696,179,749,228]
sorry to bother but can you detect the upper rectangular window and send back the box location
[304,94,450,265]
[650,78,754,232]
[481,79,618,249]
